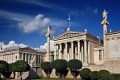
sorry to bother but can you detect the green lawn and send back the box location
[32,79,74,80]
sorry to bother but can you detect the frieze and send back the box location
[107,37,120,41]
[54,32,86,40]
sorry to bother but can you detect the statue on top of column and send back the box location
[101,10,109,25]
[46,26,52,37]
[102,9,108,21]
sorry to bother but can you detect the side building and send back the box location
[0,47,45,67]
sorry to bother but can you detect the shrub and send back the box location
[41,62,52,78]
[51,59,68,78]
[80,68,91,80]
[0,60,9,78]
[68,59,82,79]
[1,64,12,78]
[11,60,30,80]
[112,74,120,80]
[97,70,113,80]
[89,71,98,80]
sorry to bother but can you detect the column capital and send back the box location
[53,43,57,46]
[70,41,73,43]
[76,40,80,42]
[58,43,62,45]
[64,42,67,44]
[83,39,87,41]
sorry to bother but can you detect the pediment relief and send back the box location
[20,47,38,53]
[54,31,86,40]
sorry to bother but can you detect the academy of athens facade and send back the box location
[50,10,120,75]
[53,28,103,66]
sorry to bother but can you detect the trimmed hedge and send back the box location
[68,59,82,79]
[112,74,120,80]
[51,59,68,78]
[97,70,114,80]
[80,68,91,80]
[89,71,98,80]
[41,62,52,78]
[1,64,12,78]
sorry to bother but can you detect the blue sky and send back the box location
[0,0,120,51]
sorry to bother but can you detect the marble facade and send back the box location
[0,47,45,66]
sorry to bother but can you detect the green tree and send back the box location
[11,60,30,80]
[89,71,98,80]
[80,68,91,80]
[68,59,82,79]
[0,60,8,79]
[1,64,12,78]
[41,62,52,78]
[51,59,68,78]
[97,70,114,80]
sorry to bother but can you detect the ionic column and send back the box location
[28,54,30,64]
[65,42,68,60]
[77,40,80,60]
[84,40,88,66]
[71,41,74,59]
[88,41,90,63]
[54,44,57,60]
[59,44,62,59]
[22,53,23,60]
[25,53,26,61]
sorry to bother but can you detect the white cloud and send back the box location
[0,41,27,51]
[80,7,98,15]
[0,10,65,34]
[0,40,54,52]
[35,40,54,52]
[16,0,67,11]
[0,10,32,22]
[70,10,79,16]
[18,14,51,33]
[93,9,98,15]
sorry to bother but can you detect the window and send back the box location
[99,50,102,60]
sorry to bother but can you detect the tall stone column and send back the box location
[101,10,109,59]
[88,41,91,63]
[28,54,30,64]
[77,40,80,60]
[71,41,74,59]
[65,42,68,60]
[84,40,88,66]
[59,44,62,59]
[54,44,57,60]
[25,53,26,61]
[22,53,23,60]
[46,26,52,62]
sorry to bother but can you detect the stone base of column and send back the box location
[83,62,88,66]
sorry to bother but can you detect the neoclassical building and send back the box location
[53,28,103,66]
[0,47,45,67]
[49,10,120,74]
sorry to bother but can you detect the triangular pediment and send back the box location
[54,31,86,40]
[20,47,38,53]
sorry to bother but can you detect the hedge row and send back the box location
[41,59,82,79]
[80,68,120,80]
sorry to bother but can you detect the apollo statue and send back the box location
[102,9,108,21]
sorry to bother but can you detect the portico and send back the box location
[53,28,101,66]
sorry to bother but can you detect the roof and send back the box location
[0,46,54,54]
[53,30,103,42]
[107,30,120,35]
[39,51,54,54]
[94,44,104,48]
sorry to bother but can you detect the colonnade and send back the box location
[0,53,43,66]
[20,53,42,66]
[54,40,91,65]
